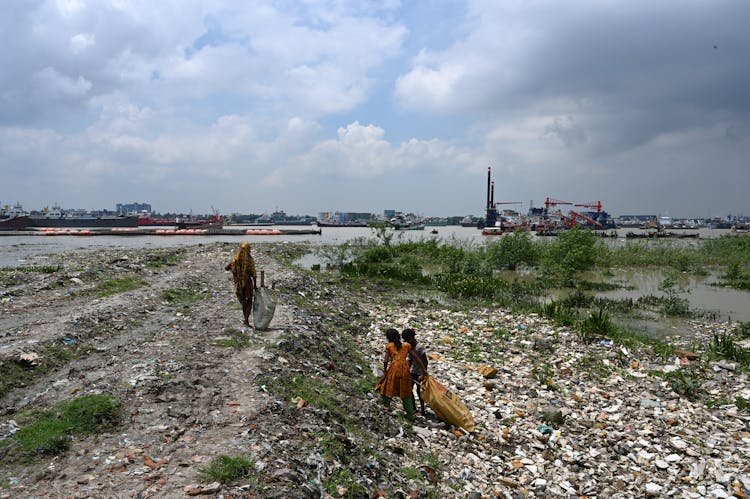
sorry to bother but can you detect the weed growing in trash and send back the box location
[94,276,147,297]
[199,455,253,484]
[8,394,121,457]
[578,308,615,342]
[576,352,615,381]
[324,467,367,498]
[400,465,422,481]
[423,452,442,473]
[657,366,705,401]
[709,332,750,372]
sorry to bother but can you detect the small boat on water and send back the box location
[481,227,503,236]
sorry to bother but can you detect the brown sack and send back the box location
[420,374,475,432]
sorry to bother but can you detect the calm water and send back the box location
[0,225,480,267]
[2,225,747,328]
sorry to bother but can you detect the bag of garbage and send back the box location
[252,287,278,330]
[421,374,475,432]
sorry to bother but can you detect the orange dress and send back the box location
[376,342,414,399]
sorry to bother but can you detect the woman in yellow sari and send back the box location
[225,242,257,326]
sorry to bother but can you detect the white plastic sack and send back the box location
[252,287,278,330]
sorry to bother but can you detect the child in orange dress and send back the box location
[375,328,427,420]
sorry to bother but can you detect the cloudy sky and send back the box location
[1,0,748,218]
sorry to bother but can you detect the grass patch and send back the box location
[146,251,184,269]
[95,276,147,297]
[257,374,348,422]
[161,287,204,307]
[12,394,121,456]
[199,455,253,484]
[214,331,251,349]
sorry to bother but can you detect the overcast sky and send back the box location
[1,0,748,218]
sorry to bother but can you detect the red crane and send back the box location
[574,200,603,212]
[545,197,572,209]
[544,197,573,215]
[566,210,603,228]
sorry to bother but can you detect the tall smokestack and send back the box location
[486,167,492,210]
[491,181,495,208]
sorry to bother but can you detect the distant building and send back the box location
[383,209,396,218]
[117,202,152,215]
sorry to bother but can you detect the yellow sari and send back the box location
[230,242,257,303]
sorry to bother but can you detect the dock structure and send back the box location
[0,227,322,237]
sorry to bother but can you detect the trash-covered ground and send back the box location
[0,242,748,498]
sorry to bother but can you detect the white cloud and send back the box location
[70,32,95,53]
[32,66,92,100]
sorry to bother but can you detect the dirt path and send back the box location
[1,243,304,498]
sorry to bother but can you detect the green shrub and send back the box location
[486,231,538,270]
[543,226,599,272]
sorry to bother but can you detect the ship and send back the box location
[27,215,139,228]
[137,216,176,226]
[138,212,224,229]
[316,221,369,227]
[0,215,31,230]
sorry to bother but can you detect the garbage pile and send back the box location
[363,305,750,497]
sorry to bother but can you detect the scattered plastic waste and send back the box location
[62,337,77,345]
[537,425,553,435]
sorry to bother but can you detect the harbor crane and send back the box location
[543,197,573,219]
[565,210,604,229]
[574,200,603,212]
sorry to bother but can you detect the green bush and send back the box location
[486,231,538,270]
[543,226,599,272]
[360,245,393,263]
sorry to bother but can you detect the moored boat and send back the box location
[0,215,31,230]
[27,216,138,228]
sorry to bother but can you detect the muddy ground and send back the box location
[0,242,396,498]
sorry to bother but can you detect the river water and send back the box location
[2,225,747,326]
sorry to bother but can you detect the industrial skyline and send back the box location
[1,1,749,218]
